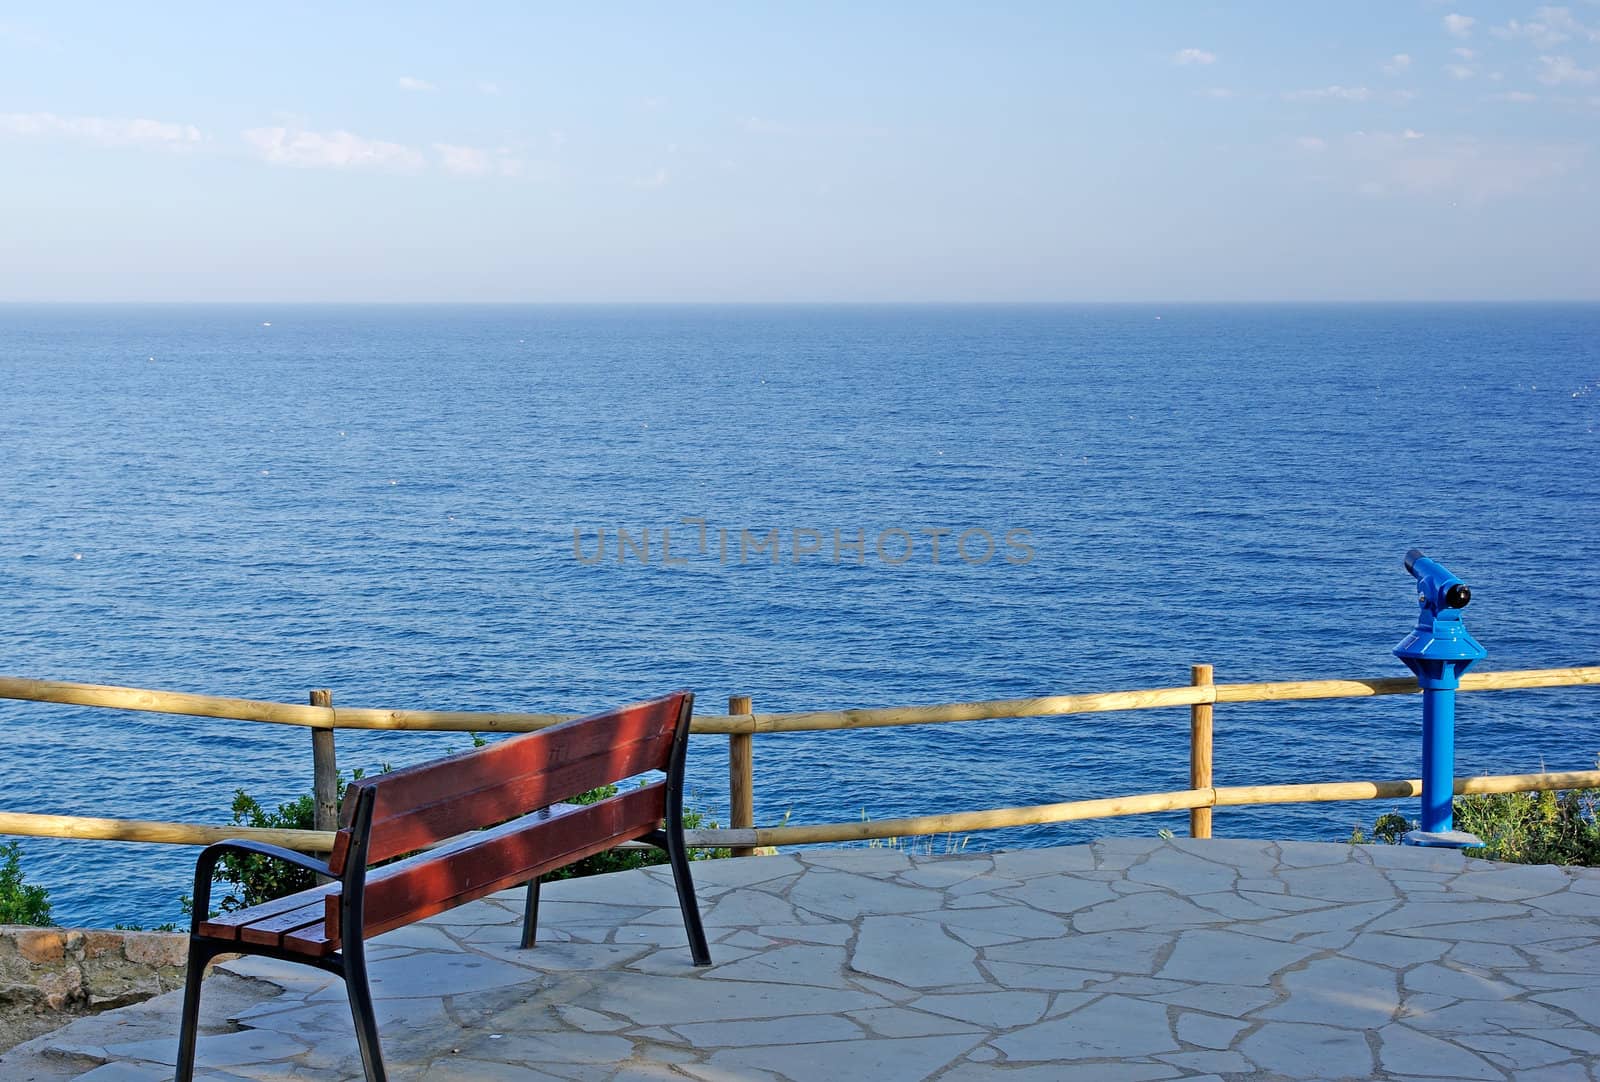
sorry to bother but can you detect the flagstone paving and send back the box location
[3,838,1598,1080]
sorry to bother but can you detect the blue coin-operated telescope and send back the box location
[1393,549,1487,848]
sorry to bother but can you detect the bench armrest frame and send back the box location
[188,839,335,934]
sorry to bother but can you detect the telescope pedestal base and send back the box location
[1402,829,1483,850]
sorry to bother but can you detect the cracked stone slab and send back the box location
[787,870,946,920]
[698,943,847,986]
[1126,848,1241,894]
[1258,956,1401,1028]
[993,994,1180,1061]
[587,973,886,1026]
[1072,890,1232,932]
[702,1034,977,1082]
[1378,1022,1506,1080]
[1156,928,1319,985]
[851,915,982,988]
[1241,1020,1376,1079]
[908,990,1050,1029]
[985,929,1169,975]
[989,844,1096,879]
[7,840,1599,1082]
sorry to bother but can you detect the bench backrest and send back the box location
[328,690,694,874]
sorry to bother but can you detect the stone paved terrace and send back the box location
[4,838,1599,1082]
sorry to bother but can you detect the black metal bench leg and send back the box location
[342,945,388,1082]
[663,831,712,966]
[520,876,541,949]
[174,938,219,1082]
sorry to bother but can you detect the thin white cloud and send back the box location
[433,143,523,176]
[433,143,490,175]
[1494,7,1600,47]
[1383,53,1413,75]
[477,80,502,96]
[1334,129,1581,204]
[243,126,425,170]
[1493,19,1556,46]
[633,167,669,189]
[0,21,44,45]
[1492,90,1540,102]
[1446,64,1477,80]
[1295,135,1328,152]
[0,111,202,150]
[398,75,435,92]
[1443,13,1476,38]
[1403,128,1426,140]
[1199,87,1236,99]
[1454,47,1478,60]
[1537,54,1599,85]
[1173,48,1217,66]
[1285,85,1375,102]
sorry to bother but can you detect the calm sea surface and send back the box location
[1,303,1596,926]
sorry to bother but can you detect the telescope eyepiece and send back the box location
[1444,583,1471,609]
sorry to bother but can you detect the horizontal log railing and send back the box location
[3,770,1597,853]
[4,666,1596,734]
[0,665,1596,854]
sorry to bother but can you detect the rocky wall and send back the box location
[0,926,190,1012]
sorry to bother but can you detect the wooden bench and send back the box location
[175,690,711,1082]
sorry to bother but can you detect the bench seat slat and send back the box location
[240,901,330,951]
[197,882,337,942]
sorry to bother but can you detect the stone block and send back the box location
[122,933,187,968]
[83,931,125,959]
[17,929,66,963]
[37,965,84,1009]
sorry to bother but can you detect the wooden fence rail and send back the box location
[4,666,1596,734]
[1,665,1596,854]
[3,769,1596,854]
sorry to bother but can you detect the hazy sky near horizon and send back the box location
[2,3,1597,303]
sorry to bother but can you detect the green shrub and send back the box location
[0,841,53,926]
[1349,811,1412,846]
[1456,787,1600,866]
[541,784,731,880]
[1352,786,1600,866]
[210,787,323,912]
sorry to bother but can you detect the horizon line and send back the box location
[3,298,1599,307]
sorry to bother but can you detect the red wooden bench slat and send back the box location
[362,734,670,865]
[363,698,677,819]
[330,697,680,870]
[222,899,331,950]
[197,883,338,942]
[281,918,338,956]
[348,781,667,939]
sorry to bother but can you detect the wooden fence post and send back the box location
[310,689,338,832]
[1190,664,1214,839]
[728,694,755,856]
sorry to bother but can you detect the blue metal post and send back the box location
[1393,549,1486,849]
[1419,677,1455,833]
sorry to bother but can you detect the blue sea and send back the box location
[1,303,1597,927]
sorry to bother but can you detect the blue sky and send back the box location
[1,3,1597,302]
